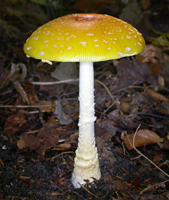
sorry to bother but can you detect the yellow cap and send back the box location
[24,14,145,62]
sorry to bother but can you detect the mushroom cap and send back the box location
[24,14,145,62]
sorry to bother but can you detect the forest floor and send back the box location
[0,0,169,199]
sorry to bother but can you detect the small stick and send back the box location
[95,79,124,115]
[139,179,169,195]
[50,151,74,161]
[0,105,52,108]
[80,184,100,198]
[126,125,169,178]
[31,78,79,85]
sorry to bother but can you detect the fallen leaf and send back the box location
[135,44,167,75]
[54,143,72,151]
[97,137,116,166]
[152,151,163,164]
[158,140,169,150]
[23,134,40,150]
[111,180,131,191]
[1,63,27,88]
[120,102,130,113]
[17,137,28,149]
[97,119,119,137]
[40,82,65,99]
[108,109,139,129]
[155,102,169,115]
[35,144,46,157]
[37,127,59,148]
[115,59,152,88]
[22,81,39,104]
[54,132,78,151]
[144,84,169,102]
[121,129,164,150]
[14,81,29,104]
[3,113,26,134]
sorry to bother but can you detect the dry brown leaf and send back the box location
[121,129,163,150]
[17,134,40,150]
[54,143,72,151]
[14,81,29,104]
[35,145,46,157]
[3,113,26,134]
[1,63,27,89]
[54,132,78,151]
[69,131,79,142]
[120,102,130,113]
[158,140,169,150]
[115,59,152,88]
[45,116,60,126]
[136,44,165,75]
[108,109,139,129]
[17,137,28,149]
[17,126,62,155]
[37,128,59,148]
[40,82,65,99]
[23,82,39,104]
[144,84,169,102]
[152,151,163,164]
[155,102,169,115]
[97,137,115,166]
[24,135,40,150]
[97,119,119,137]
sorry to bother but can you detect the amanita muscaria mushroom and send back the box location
[24,14,145,188]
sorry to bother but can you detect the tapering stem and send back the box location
[71,62,101,188]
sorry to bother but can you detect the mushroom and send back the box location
[24,14,145,188]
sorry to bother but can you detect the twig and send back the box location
[50,151,74,161]
[80,184,100,198]
[95,60,112,72]
[95,79,124,116]
[0,104,52,108]
[73,191,86,200]
[139,179,169,195]
[126,125,169,179]
[112,81,140,94]
[30,78,124,116]
[24,130,39,134]
[136,112,169,120]
[31,78,79,85]
[100,93,124,119]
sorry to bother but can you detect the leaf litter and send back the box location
[0,0,169,199]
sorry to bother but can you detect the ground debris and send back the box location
[0,0,169,199]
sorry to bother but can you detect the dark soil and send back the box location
[0,0,169,200]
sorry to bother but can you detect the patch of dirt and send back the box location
[0,0,169,199]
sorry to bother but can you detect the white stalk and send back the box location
[71,62,101,188]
